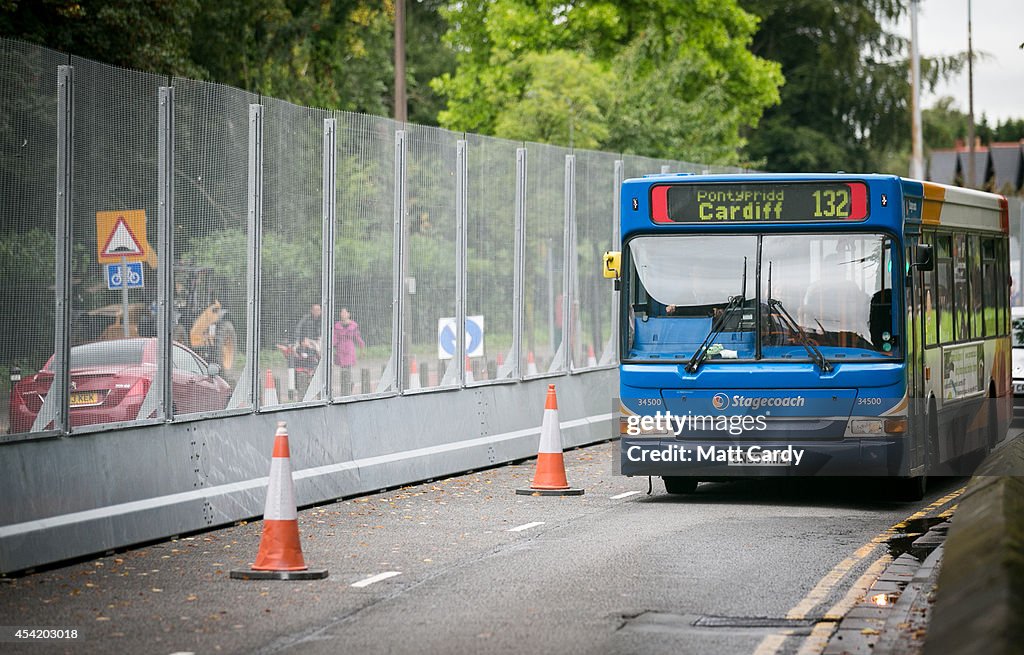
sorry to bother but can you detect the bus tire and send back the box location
[986,386,999,450]
[891,475,926,501]
[663,476,698,495]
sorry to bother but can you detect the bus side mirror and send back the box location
[911,243,933,271]
[603,251,621,279]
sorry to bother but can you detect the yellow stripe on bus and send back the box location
[921,182,946,225]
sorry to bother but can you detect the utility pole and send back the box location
[909,0,924,179]
[966,0,976,187]
[394,0,407,123]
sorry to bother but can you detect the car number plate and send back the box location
[1014,383,1024,394]
[69,391,101,406]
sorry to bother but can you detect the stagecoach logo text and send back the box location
[714,394,807,411]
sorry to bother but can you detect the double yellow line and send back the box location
[753,487,964,655]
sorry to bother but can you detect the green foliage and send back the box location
[0,0,204,76]
[433,0,782,164]
[493,50,613,149]
[739,0,968,172]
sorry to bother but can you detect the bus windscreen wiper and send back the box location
[766,298,833,372]
[686,258,747,374]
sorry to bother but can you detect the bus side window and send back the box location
[982,238,998,336]
[969,235,983,339]
[936,235,954,344]
[922,232,937,347]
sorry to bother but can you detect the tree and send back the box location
[191,0,395,116]
[1,0,204,76]
[432,0,782,164]
[492,50,613,149]
[739,0,964,173]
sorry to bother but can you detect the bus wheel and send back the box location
[986,393,1000,450]
[891,475,926,501]
[663,477,698,495]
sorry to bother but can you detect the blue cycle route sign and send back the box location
[105,262,144,290]
[437,316,484,359]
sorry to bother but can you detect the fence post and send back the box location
[40,64,74,435]
[455,139,468,385]
[601,159,625,366]
[228,103,263,411]
[562,153,575,372]
[317,118,337,400]
[156,85,174,419]
[389,129,407,393]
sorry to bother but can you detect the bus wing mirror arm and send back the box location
[911,243,933,271]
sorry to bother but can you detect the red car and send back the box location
[9,338,231,434]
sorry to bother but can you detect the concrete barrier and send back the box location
[924,435,1024,655]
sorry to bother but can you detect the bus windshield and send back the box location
[626,233,898,362]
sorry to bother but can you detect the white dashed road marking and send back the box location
[351,571,402,588]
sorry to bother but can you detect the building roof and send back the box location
[956,149,993,189]
[928,150,958,185]
[989,142,1023,194]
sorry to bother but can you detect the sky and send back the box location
[894,0,1024,124]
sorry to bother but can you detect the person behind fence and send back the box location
[292,303,322,354]
[332,307,365,395]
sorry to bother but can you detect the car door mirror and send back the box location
[206,363,221,378]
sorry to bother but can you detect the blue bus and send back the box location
[604,173,1011,499]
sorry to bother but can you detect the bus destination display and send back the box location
[650,182,869,224]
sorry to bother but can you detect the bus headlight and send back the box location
[849,418,907,435]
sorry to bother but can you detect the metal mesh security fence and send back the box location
[0,39,765,439]
[466,134,519,382]
[259,99,328,406]
[404,125,461,389]
[622,154,673,180]
[0,40,64,437]
[172,78,257,415]
[333,112,398,398]
[70,57,166,432]
[573,149,618,369]
[522,142,569,376]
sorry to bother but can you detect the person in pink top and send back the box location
[332,307,365,395]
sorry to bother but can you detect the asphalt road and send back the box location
[0,439,969,655]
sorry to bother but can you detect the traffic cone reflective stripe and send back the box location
[516,384,583,496]
[408,356,421,390]
[231,422,327,580]
[263,369,279,406]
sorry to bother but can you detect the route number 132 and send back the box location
[813,189,850,218]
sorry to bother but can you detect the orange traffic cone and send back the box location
[464,356,475,384]
[586,343,597,367]
[526,351,539,376]
[263,369,279,406]
[408,356,422,390]
[516,385,584,496]
[231,422,328,580]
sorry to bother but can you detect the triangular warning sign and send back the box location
[100,217,145,257]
